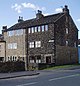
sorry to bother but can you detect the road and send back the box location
[0,69,80,86]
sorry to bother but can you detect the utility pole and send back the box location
[25,28,29,70]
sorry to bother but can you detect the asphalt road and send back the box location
[0,69,80,86]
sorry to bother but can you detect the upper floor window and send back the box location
[34,27,37,32]
[42,25,44,32]
[66,28,68,34]
[16,29,23,35]
[29,42,34,48]
[31,27,34,33]
[28,28,31,33]
[45,25,48,31]
[8,43,13,49]
[8,43,17,49]
[28,24,48,34]
[38,26,41,32]
[66,41,68,46]
[13,43,17,49]
[35,41,41,48]
[8,31,14,36]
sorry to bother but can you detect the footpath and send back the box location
[0,71,39,80]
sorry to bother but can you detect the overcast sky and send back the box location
[0,0,80,38]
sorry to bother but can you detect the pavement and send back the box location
[0,71,40,79]
[0,65,80,80]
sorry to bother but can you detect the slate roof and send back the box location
[5,12,64,31]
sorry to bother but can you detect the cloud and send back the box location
[55,8,62,13]
[11,3,22,13]
[11,2,46,13]
[22,2,46,11]
[77,19,80,22]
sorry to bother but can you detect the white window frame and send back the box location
[29,42,34,48]
[28,28,31,33]
[66,41,68,46]
[42,25,44,32]
[34,27,37,32]
[30,60,34,63]
[45,25,48,31]
[8,43,12,49]
[13,43,17,49]
[35,41,41,48]
[31,27,34,33]
[66,28,68,34]
[8,31,14,36]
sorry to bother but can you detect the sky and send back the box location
[0,0,80,38]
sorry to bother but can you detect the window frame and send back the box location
[35,41,41,48]
[29,42,34,48]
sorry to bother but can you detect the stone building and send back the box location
[0,34,6,62]
[2,5,78,69]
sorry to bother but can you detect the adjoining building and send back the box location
[2,5,78,70]
[0,34,6,62]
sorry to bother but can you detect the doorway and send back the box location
[46,56,51,63]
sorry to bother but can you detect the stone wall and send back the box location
[55,45,78,65]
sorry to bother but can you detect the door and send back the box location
[46,56,51,63]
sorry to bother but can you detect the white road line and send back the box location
[49,74,80,81]
[16,82,38,86]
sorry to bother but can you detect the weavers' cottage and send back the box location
[2,5,78,70]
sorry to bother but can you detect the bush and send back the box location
[0,61,25,73]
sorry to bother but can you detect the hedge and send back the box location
[0,61,25,73]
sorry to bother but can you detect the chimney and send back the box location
[18,16,24,23]
[63,5,69,15]
[2,26,7,30]
[36,10,44,19]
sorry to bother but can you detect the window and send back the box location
[66,41,68,46]
[19,29,23,35]
[35,41,41,48]
[31,27,34,33]
[34,27,37,32]
[74,42,76,48]
[16,29,23,35]
[8,31,14,36]
[29,56,35,63]
[8,43,13,49]
[36,56,41,63]
[13,43,17,49]
[42,25,44,32]
[45,25,48,31]
[29,42,34,48]
[28,28,31,33]
[8,43,17,49]
[0,45,1,49]
[66,28,68,34]
[38,26,41,32]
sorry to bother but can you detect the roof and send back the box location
[6,13,64,31]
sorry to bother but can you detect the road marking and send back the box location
[16,82,38,86]
[49,74,80,81]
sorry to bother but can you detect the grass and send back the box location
[43,64,80,70]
